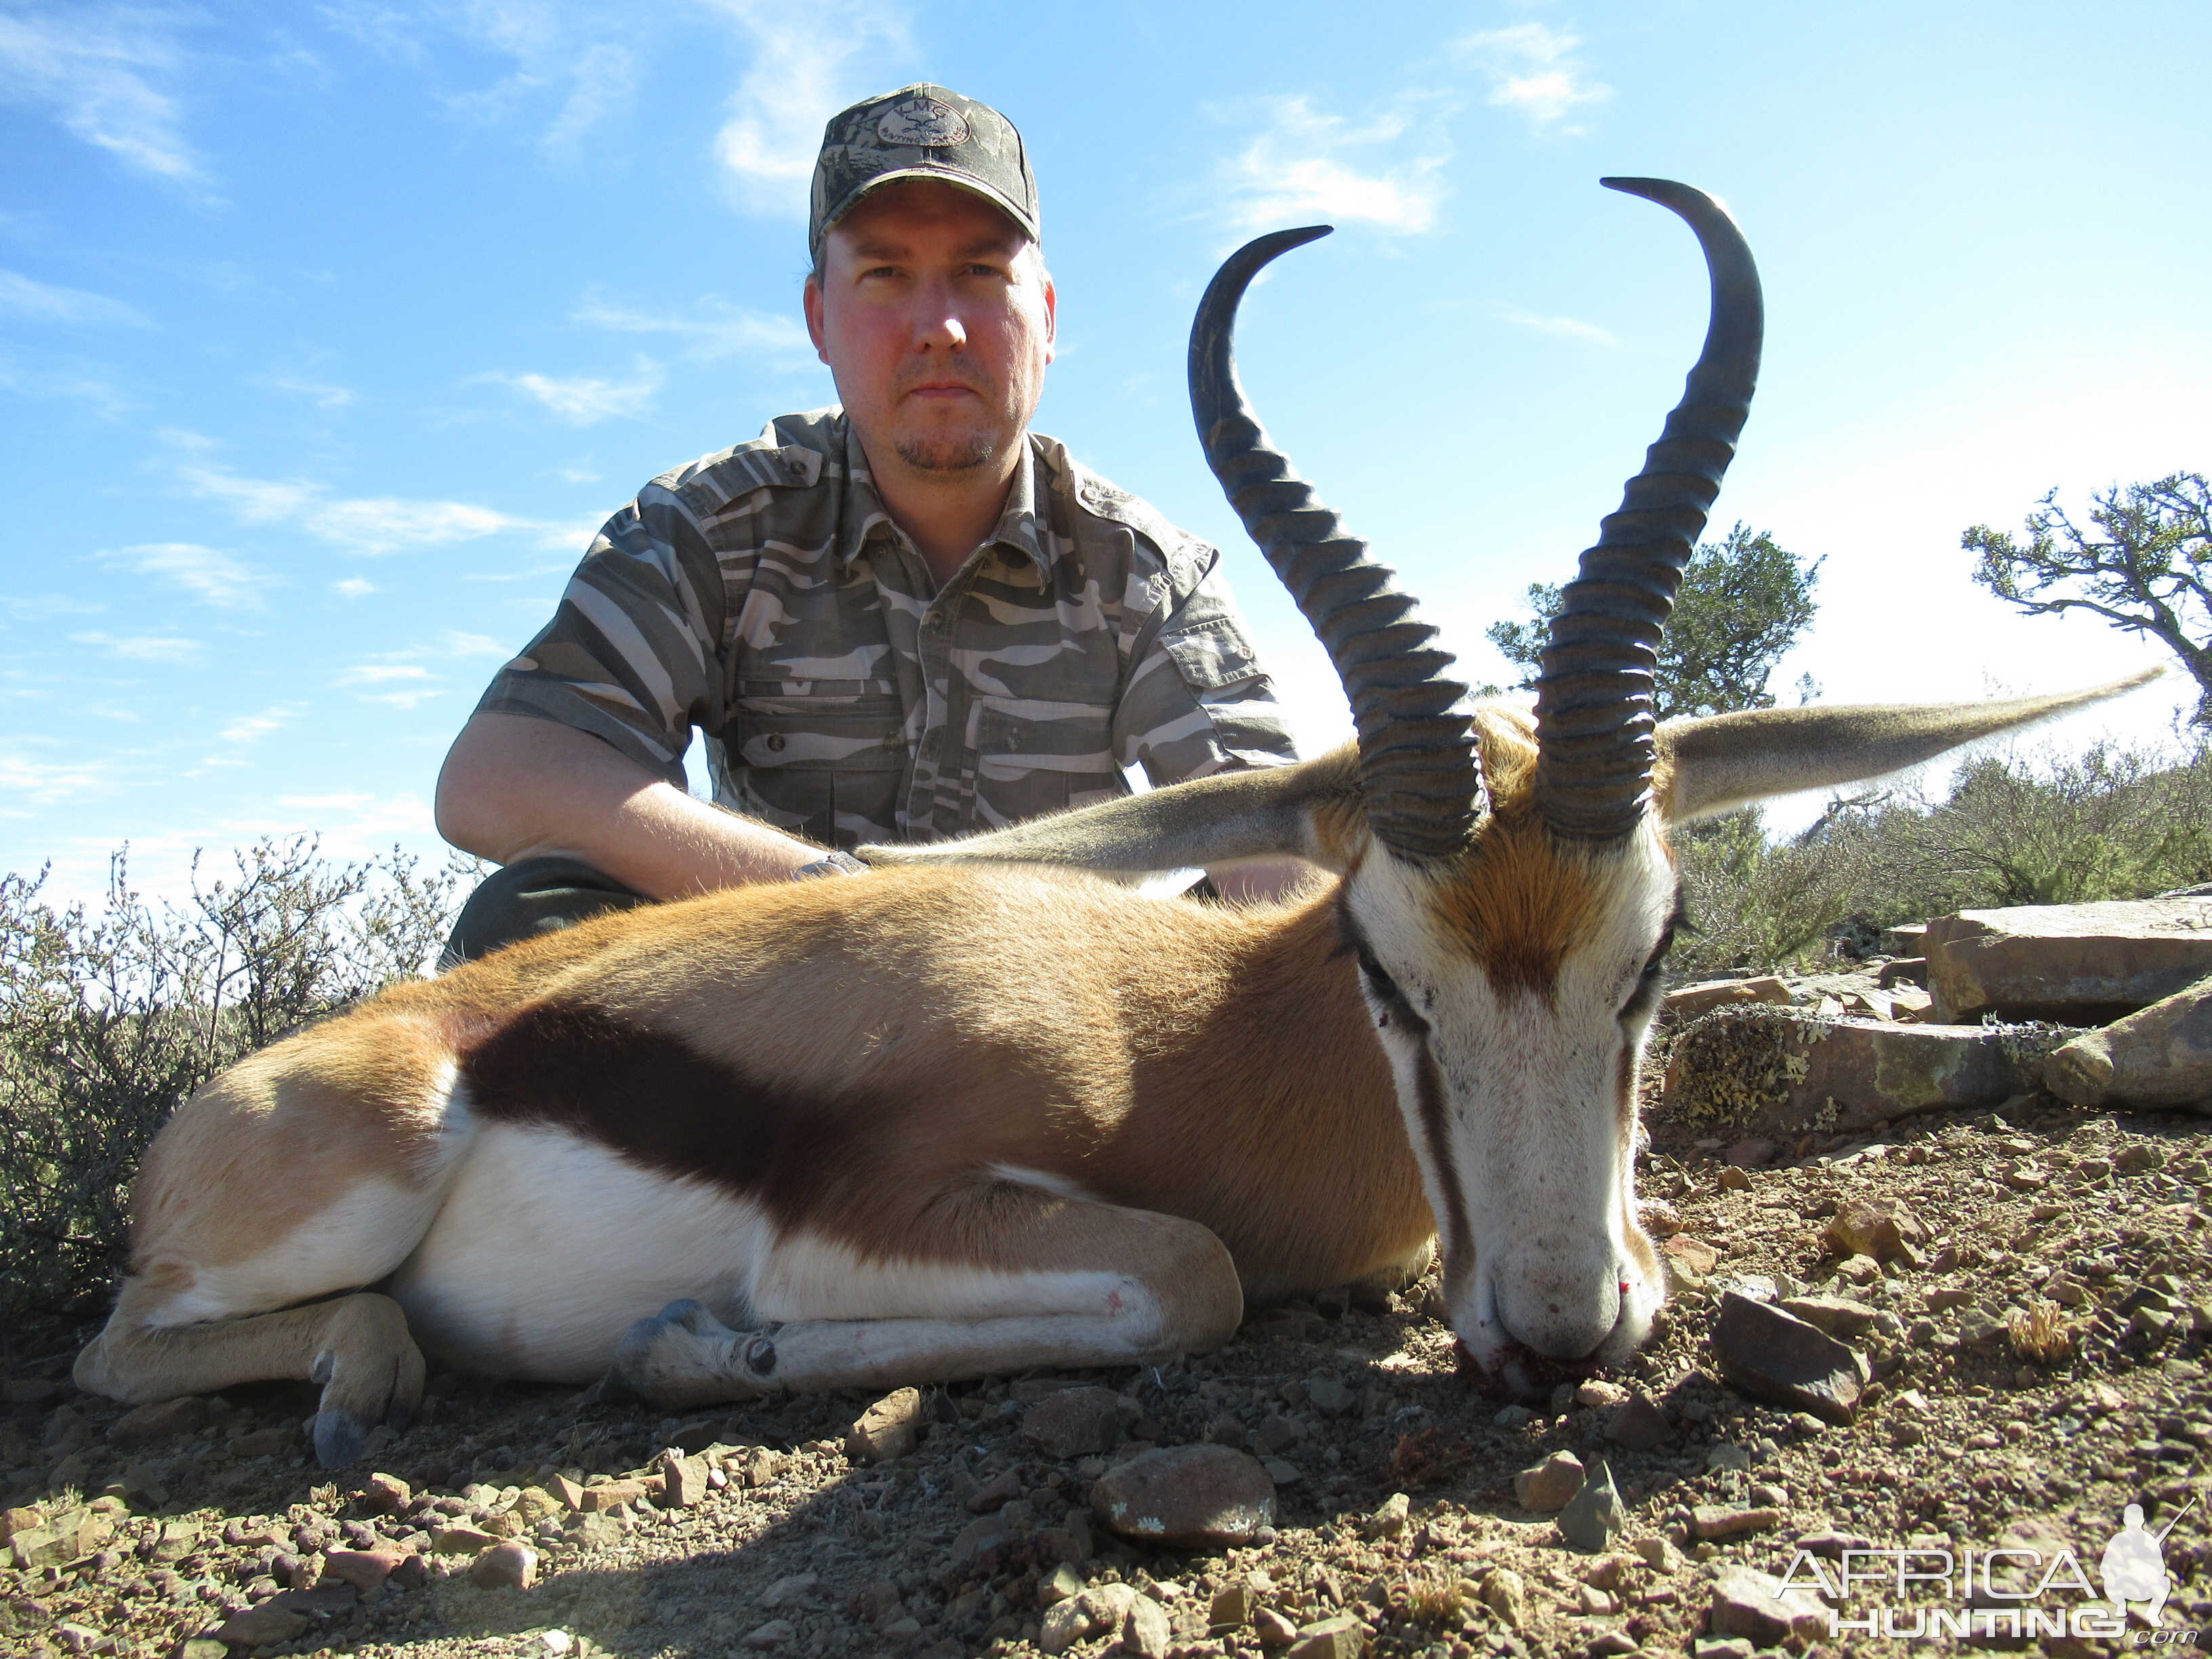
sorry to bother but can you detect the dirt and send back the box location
[2,1100,2207,1659]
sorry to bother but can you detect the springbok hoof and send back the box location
[312,1408,370,1469]
[602,1298,780,1410]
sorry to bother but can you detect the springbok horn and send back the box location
[1189,226,1483,861]
[1534,179,1764,842]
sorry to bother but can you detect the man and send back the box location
[436,84,1300,959]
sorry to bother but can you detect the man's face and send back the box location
[804,180,1055,478]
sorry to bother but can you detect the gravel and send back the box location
[1,1101,2205,1658]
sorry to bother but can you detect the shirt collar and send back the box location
[836,417,1050,577]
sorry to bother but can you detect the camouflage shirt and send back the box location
[474,409,1296,850]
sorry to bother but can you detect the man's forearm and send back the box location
[436,712,827,901]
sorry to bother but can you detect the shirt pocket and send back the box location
[1157,617,1265,693]
[970,698,1122,829]
[722,688,906,848]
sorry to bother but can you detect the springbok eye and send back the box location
[1355,945,1401,1005]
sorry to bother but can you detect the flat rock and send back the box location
[1305,1377,1357,1417]
[1089,1446,1274,1547]
[1664,975,1793,1019]
[213,1601,310,1646]
[844,1387,922,1463]
[1665,1006,2035,1134]
[657,1448,708,1506]
[2046,971,2212,1111]
[1121,1593,1172,1658]
[1513,1449,1584,1511]
[743,1618,796,1648]
[1823,1195,1928,1263]
[1780,1294,1879,1338]
[1021,1386,1125,1460]
[322,1547,403,1592]
[1707,1565,1827,1645]
[1926,898,2212,1023]
[1691,1504,1784,1540]
[1712,1290,1865,1425]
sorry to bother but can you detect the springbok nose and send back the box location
[1491,1238,1624,1360]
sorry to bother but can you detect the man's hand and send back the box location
[436,712,830,899]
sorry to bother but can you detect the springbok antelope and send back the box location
[77,180,2154,1468]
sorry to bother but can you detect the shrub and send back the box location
[1673,739,2212,978]
[0,838,468,1325]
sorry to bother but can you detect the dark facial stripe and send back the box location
[1619,878,1688,1025]
[458,999,871,1231]
[1413,1038,1473,1292]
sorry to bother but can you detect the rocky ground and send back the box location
[2,1094,2207,1659]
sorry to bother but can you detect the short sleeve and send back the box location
[472,483,729,785]
[1112,542,1298,785]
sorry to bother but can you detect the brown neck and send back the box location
[1110,891,1435,1300]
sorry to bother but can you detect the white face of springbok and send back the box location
[1337,739,1678,1393]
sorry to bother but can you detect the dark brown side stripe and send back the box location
[458,999,872,1231]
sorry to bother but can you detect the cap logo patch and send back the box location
[876,94,969,148]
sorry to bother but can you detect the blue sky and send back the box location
[5,0,2209,903]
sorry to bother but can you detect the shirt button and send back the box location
[766,734,786,753]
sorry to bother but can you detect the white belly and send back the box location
[388,1122,770,1381]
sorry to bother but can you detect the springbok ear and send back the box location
[860,745,1367,875]
[1656,668,2163,823]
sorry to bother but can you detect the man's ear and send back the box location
[803,274,828,362]
[1042,270,1057,364]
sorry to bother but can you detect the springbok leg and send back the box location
[605,1178,1245,1408]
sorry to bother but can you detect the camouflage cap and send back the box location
[809,85,1040,265]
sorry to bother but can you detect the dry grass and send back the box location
[2009,1299,2076,1366]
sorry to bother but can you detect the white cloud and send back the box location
[0,748,109,808]
[258,373,356,408]
[335,663,436,687]
[0,268,150,327]
[2,594,104,621]
[0,352,134,417]
[544,40,638,156]
[69,630,204,665]
[0,5,207,185]
[1215,96,1448,234]
[1494,304,1620,347]
[704,0,910,218]
[573,293,813,363]
[438,630,510,657]
[218,705,303,744]
[489,357,664,425]
[279,792,372,809]
[333,576,376,598]
[98,541,275,609]
[1454,22,1612,130]
[180,462,567,554]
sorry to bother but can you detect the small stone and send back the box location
[228,1424,294,1458]
[176,1641,228,1659]
[432,1524,500,1554]
[1557,1458,1626,1553]
[1039,1563,1084,1607]
[1305,1377,1357,1417]
[1209,1580,1255,1628]
[951,1514,1010,1564]
[1664,1234,1721,1276]
[1707,1564,1826,1645]
[1574,1378,1629,1409]
[1692,1641,1755,1659]
[1252,1605,1298,1645]
[1723,1136,1776,1170]
[1366,1492,1411,1538]
[1717,1165,1753,1191]
[108,1395,213,1446]
[146,1519,198,1563]
[1021,1386,1126,1459]
[212,1601,310,1646]
[1778,1294,1879,1338]
[548,1473,587,1510]
[577,1478,647,1512]
[2115,1143,2167,1175]
[1513,1449,1585,1512]
[1478,1567,1527,1631]
[1823,1196,1929,1263]
[1691,1505,1784,1541]
[1632,1535,1679,1570]
[1604,1391,1673,1450]
[1639,1196,1684,1236]
[845,1387,923,1463]
[538,1632,575,1656]
[1284,1614,1368,1659]
[468,1541,537,1589]
[1089,1446,1275,1547]
[1795,1529,1875,1559]
[1712,1290,1865,1425]
[852,1578,903,1618]
[743,1617,796,1648]
[1041,1584,1138,1656]
[323,1547,403,1591]
[1121,1593,1172,1658]
[762,1573,819,1609]
[1492,1404,1535,1428]
[657,1448,708,1507]
[966,1468,1023,1512]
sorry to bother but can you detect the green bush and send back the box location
[1674,739,2212,978]
[0,838,467,1322]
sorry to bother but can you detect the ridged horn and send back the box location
[1189,226,1483,861]
[1534,178,1764,842]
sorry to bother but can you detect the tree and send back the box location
[1483,523,1822,720]
[1965,471,2212,725]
